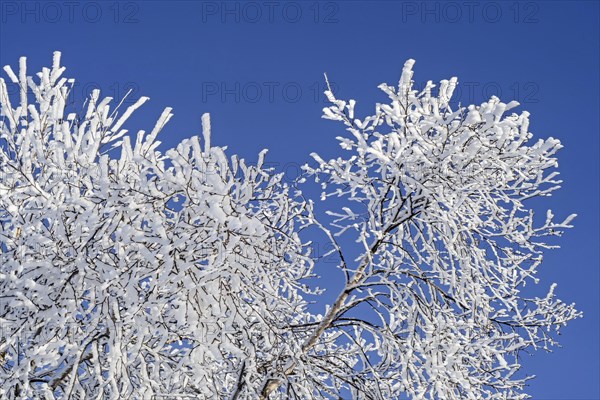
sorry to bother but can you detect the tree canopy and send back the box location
[0,53,580,399]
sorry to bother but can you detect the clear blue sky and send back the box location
[1,1,598,398]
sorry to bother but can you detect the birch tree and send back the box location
[0,53,580,399]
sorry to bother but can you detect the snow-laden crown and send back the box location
[0,54,579,400]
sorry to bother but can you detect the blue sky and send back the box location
[1,1,598,398]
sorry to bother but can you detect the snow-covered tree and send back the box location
[0,53,580,399]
